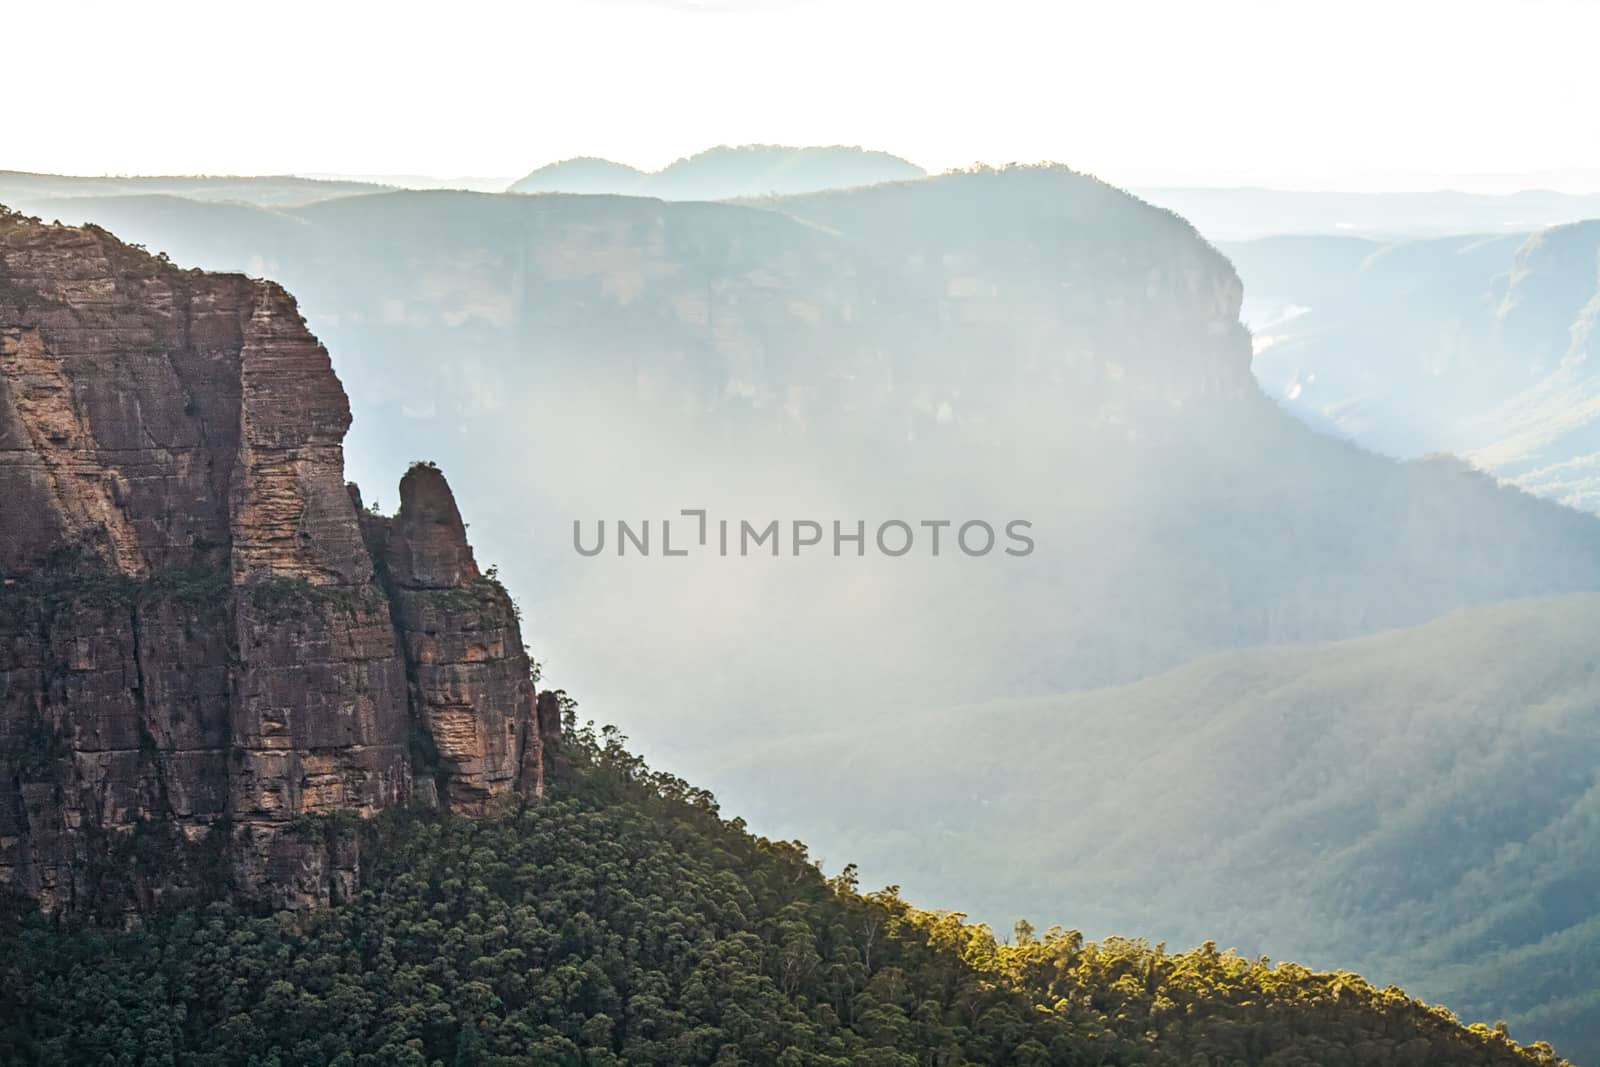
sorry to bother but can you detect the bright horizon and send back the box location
[11,0,1600,194]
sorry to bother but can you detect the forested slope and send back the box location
[0,716,1570,1066]
[720,594,1600,1063]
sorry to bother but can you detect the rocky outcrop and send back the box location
[358,465,539,815]
[0,209,549,916]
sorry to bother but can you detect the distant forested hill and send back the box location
[720,594,1600,1063]
[508,144,925,198]
[0,718,1573,1066]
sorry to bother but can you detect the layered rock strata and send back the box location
[0,209,546,915]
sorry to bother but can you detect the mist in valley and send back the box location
[8,0,1600,1057]
[8,161,1600,1057]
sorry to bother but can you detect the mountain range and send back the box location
[4,154,1600,1061]
[0,170,384,207]
[507,144,926,199]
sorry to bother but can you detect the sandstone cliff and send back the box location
[0,208,548,916]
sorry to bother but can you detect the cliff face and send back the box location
[0,209,545,915]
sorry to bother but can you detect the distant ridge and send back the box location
[510,156,649,195]
[1136,184,1600,240]
[0,170,386,208]
[508,143,926,199]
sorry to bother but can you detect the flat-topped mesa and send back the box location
[0,208,546,916]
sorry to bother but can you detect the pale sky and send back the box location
[10,0,1600,191]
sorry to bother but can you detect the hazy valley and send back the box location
[5,146,1600,1063]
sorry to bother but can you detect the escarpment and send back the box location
[0,209,550,916]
